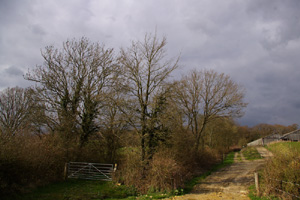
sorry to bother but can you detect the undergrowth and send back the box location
[248,185,279,200]
[260,142,300,200]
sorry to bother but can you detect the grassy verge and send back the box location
[242,147,262,160]
[248,185,279,200]
[255,142,300,200]
[3,180,137,200]
[3,179,177,200]
[3,180,135,200]
[267,141,300,154]
[184,152,235,193]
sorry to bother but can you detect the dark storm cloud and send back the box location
[247,0,300,51]
[229,0,300,126]
[0,0,300,126]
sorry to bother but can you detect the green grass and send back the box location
[3,180,137,200]
[3,179,176,200]
[236,152,242,162]
[267,142,300,154]
[241,147,262,160]
[184,152,235,193]
[248,185,279,200]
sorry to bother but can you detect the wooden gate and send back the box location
[65,162,115,181]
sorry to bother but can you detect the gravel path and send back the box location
[165,147,272,200]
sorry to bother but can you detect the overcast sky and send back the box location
[0,0,300,127]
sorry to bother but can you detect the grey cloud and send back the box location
[247,0,300,50]
[292,101,300,110]
[0,67,30,91]
[4,66,24,76]
[0,0,300,126]
[29,24,46,36]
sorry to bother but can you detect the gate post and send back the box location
[254,172,260,196]
[64,163,68,180]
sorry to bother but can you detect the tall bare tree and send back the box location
[0,87,35,136]
[119,33,179,161]
[98,75,129,162]
[25,37,116,146]
[174,69,247,151]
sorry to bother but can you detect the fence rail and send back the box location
[268,178,300,187]
[255,173,300,199]
[269,186,300,199]
[65,162,115,181]
[267,178,300,199]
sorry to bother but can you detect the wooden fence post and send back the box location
[64,163,68,180]
[254,172,260,196]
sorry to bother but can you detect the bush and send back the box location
[261,145,300,199]
[114,147,146,192]
[0,133,107,196]
[0,134,67,196]
[147,150,184,192]
[170,129,221,176]
[115,143,221,194]
[115,147,185,193]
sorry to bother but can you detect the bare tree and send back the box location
[174,69,247,151]
[0,87,35,136]
[119,33,179,161]
[25,37,116,146]
[205,117,238,151]
[99,76,129,162]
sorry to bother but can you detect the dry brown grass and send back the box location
[262,144,300,199]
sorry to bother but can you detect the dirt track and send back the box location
[166,147,272,200]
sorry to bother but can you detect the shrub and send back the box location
[114,147,146,192]
[0,133,98,196]
[147,150,184,192]
[115,144,221,194]
[115,147,185,193]
[261,145,300,199]
[0,134,67,196]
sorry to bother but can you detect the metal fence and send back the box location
[65,162,115,181]
[255,173,300,199]
[267,178,300,199]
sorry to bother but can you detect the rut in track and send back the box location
[166,147,272,200]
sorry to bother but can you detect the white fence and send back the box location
[65,162,115,181]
